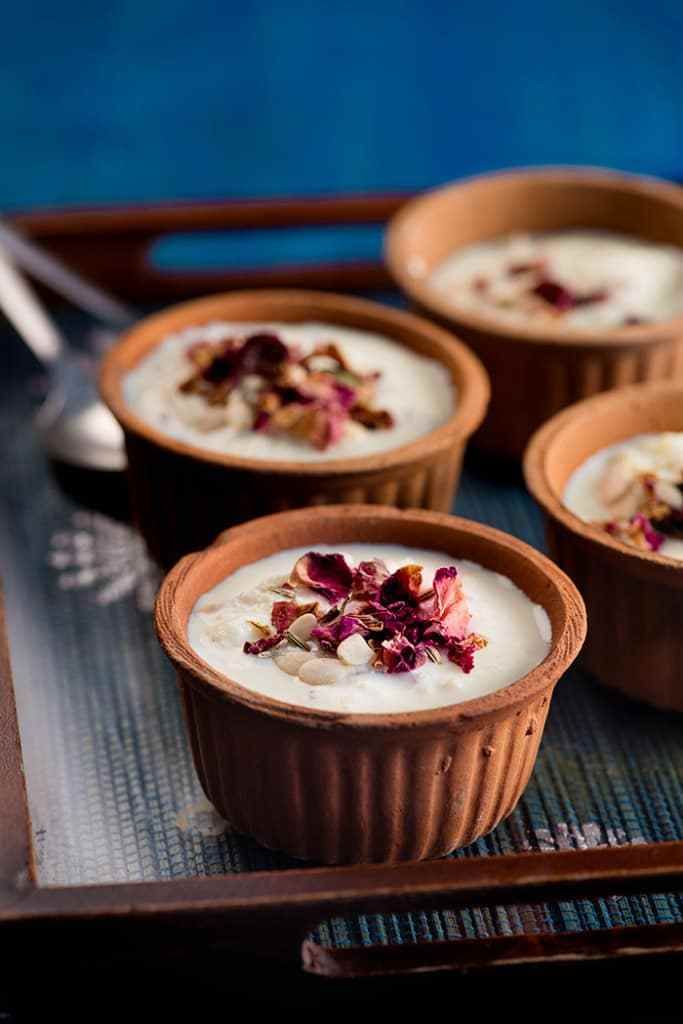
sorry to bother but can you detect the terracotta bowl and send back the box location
[155,505,586,864]
[524,380,683,711]
[385,167,683,459]
[100,289,489,568]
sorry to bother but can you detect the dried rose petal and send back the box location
[532,279,608,312]
[319,404,350,449]
[243,633,284,655]
[351,559,389,600]
[430,567,471,639]
[351,405,395,431]
[290,552,353,602]
[364,601,408,634]
[633,514,665,552]
[271,601,299,632]
[252,410,271,431]
[332,381,357,410]
[532,279,576,311]
[311,615,364,651]
[446,633,486,673]
[201,349,240,385]
[379,565,423,606]
[179,330,393,451]
[380,634,428,674]
[270,600,321,633]
[604,513,665,552]
[239,333,289,378]
[268,401,349,451]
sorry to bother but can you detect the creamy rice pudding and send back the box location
[564,432,683,559]
[428,231,683,329]
[124,321,454,461]
[188,543,552,713]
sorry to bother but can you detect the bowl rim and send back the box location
[155,505,586,732]
[523,379,683,575]
[385,165,683,348]
[99,288,489,476]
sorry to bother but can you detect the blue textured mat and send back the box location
[2,325,682,949]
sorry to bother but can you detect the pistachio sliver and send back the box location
[247,620,271,636]
[286,630,311,651]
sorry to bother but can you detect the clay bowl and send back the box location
[524,380,683,711]
[100,289,489,568]
[385,167,683,459]
[155,505,586,864]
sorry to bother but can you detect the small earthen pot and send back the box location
[100,289,489,567]
[385,167,683,459]
[524,380,683,712]
[155,505,586,864]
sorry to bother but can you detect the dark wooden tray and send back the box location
[1,194,683,989]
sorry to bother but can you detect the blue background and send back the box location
[3,0,683,212]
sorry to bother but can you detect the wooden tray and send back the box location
[1,194,683,991]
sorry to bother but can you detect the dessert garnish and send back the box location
[459,246,615,320]
[595,452,683,552]
[243,552,487,677]
[178,332,394,450]
[531,279,608,312]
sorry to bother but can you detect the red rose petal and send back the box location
[243,633,285,655]
[432,566,471,640]
[379,564,423,606]
[290,552,353,602]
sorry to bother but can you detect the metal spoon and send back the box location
[0,217,134,328]
[0,248,130,471]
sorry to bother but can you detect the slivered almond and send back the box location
[288,613,317,642]
[274,650,316,675]
[298,659,344,686]
[336,634,374,666]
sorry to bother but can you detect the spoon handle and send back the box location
[0,248,64,364]
[0,218,135,329]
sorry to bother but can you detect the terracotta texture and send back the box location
[385,167,683,459]
[524,380,683,711]
[155,505,586,864]
[100,289,489,567]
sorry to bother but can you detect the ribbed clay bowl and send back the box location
[524,380,683,712]
[155,505,586,864]
[100,289,489,567]
[385,167,683,460]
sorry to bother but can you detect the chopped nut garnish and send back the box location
[595,449,683,552]
[275,650,316,675]
[177,331,394,451]
[288,613,318,642]
[243,553,487,677]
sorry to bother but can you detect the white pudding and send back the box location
[123,321,454,462]
[188,543,552,713]
[428,231,683,329]
[563,432,683,560]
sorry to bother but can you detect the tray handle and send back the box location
[11,194,409,303]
